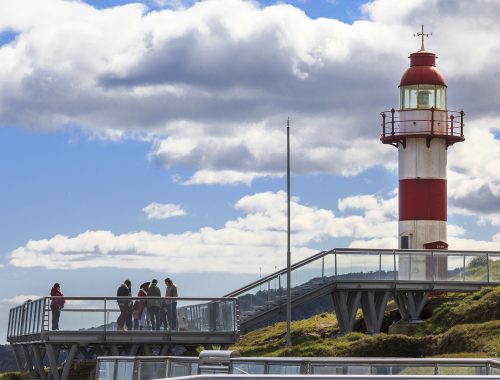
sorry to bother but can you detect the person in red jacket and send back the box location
[133,282,149,330]
[50,283,65,330]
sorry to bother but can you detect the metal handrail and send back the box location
[226,248,500,297]
[380,109,465,138]
[7,296,239,340]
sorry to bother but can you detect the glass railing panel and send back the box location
[267,363,301,375]
[396,251,432,281]
[336,252,379,280]
[380,254,396,280]
[464,254,488,282]
[310,365,346,374]
[291,258,324,294]
[97,360,116,380]
[265,275,282,307]
[438,365,486,375]
[214,300,236,332]
[115,360,135,380]
[391,365,434,375]
[323,253,336,281]
[138,361,167,379]
[237,287,267,318]
[232,361,265,375]
[169,361,197,377]
[489,254,500,282]
[346,366,371,375]
[446,254,466,281]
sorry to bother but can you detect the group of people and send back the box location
[48,278,178,331]
[116,277,178,331]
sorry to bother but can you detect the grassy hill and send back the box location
[231,287,500,358]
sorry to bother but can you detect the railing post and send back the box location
[463,255,466,281]
[379,253,382,280]
[334,252,337,282]
[382,112,386,137]
[450,114,454,136]
[486,253,490,283]
[390,108,395,135]
[432,251,435,282]
[321,256,325,281]
[431,106,435,134]
[460,110,464,137]
[104,298,107,337]
[393,251,397,281]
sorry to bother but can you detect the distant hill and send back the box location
[231,287,500,357]
[0,345,18,373]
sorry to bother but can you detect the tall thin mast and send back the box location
[286,118,292,347]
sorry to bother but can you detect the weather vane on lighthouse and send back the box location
[414,24,432,51]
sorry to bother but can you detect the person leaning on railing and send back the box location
[50,283,65,331]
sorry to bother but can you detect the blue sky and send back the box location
[0,0,500,341]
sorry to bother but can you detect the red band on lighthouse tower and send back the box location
[399,179,447,221]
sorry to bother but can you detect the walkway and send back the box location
[225,248,500,333]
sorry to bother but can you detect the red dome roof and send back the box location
[399,51,446,87]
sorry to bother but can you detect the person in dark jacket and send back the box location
[50,283,65,330]
[147,279,161,330]
[116,280,132,330]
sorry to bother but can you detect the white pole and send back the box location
[286,118,292,347]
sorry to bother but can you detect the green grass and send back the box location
[231,287,500,358]
[0,373,28,380]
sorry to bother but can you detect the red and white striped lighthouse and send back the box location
[381,27,465,251]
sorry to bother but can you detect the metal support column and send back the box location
[33,344,47,380]
[45,343,61,380]
[360,291,391,334]
[21,344,37,378]
[395,290,428,321]
[331,290,362,335]
[60,344,78,380]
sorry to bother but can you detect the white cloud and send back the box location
[9,191,399,272]
[3,295,42,304]
[143,202,187,219]
[9,190,500,272]
[0,0,499,219]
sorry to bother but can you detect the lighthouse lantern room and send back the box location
[380,26,465,255]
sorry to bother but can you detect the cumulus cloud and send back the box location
[9,190,500,272]
[3,295,41,304]
[0,0,499,219]
[143,202,187,219]
[10,191,399,272]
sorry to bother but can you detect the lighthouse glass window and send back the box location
[400,85,446,110]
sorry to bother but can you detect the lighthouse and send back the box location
[381,26,465,254]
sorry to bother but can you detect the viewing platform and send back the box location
[7,248,500,379]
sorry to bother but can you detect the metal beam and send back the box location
[360,291,391,334]
[396,290,428,321]
[60,344,78,380]
[331,290,362,334]
[45,343,61,380]
[32,344,47,380]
